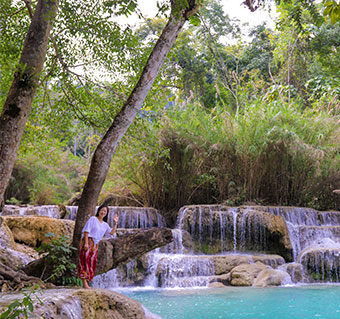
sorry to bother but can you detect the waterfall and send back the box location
[64,206,166,228]
[88,204,340,287]
[2,205,60,218]
[156,255,215,288]
[65,206,78,220]
[261,207,340,262]
[161,229,184,254]
[232,209,238,253]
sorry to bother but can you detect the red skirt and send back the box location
[78,237,98,282]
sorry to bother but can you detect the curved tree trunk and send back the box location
[0,0,58,210]
[72,0,199,250]
[22,227,173,280]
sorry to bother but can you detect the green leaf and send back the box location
[189,14,201,26]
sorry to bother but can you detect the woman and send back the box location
[78,204,119,289]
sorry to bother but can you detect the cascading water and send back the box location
[92,204,340,288]
[2,205,61,218]
[249,206,340,282]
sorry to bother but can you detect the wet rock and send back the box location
[0,216,16,249]
[0,246,35,269]
[298,247,340,282]
[209,273,230,286]
[212,255,254,275]
[212,254,285,275]
[208,282,226,288]
[279,263,304,283]
[0,217,37,268]
[177,205,293,260]
[252,255,285,268]
[2,216,74,247]
[253,268,292,287]
[230,262,268,286]
[241,208,293,261]
[0,288,146,318]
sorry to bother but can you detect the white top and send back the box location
[81,216,112,244]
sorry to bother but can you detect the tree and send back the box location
[0,0,58,209]
[72,0,201,250]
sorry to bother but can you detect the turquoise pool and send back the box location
[118,286,340,319]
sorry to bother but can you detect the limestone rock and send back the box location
[2,216,74,247]
[253,268,292,287]
[240,208,293,261]
[212,255,254,275]
[279,263,304,283]
[177,205,293,260]
[209,273,230,286]
[208,282,226,288]
[212,254,285,275]
[0,217,16,249]
[75,289,145,319]
[298,247,340,282]
[230,262,268,286]
[0,217,37,268]
[0,288,146,318]
[252,255,285,268]
[0,246,35,269]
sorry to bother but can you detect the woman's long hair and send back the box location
[95,204,109,223]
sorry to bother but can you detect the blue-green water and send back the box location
[118,286,340,319]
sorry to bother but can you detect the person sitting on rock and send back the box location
[78,204,119,289]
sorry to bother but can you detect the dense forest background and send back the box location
[1,0,340,214]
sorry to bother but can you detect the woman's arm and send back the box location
[83,232,89,250]
[109,214,119,235]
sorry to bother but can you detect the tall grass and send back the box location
[109,100,340,212]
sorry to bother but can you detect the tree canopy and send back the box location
[0,0,340,216]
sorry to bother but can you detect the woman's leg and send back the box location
[82,279,90,289]
[78,238,98,288]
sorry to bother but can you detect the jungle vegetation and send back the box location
[1,0,340,219]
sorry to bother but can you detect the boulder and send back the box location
[208,282,226,288]
[2,216,74,247]
[230,262,268,286]
[279,263,304,283]
[253,268,292,287]
[0,217,37,268]
[0,247,35,269]
[252,255,285,268]
[212,255,254,275]
[211,254,285,275]
[209,273,230,286]
[0,288,146,318]
[0,217,16,249]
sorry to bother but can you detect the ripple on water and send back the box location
[120,285,340,319]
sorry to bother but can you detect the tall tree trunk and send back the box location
[0,0,58,210]
[72,0,199,250]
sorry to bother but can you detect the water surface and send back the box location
[118,285,340,319]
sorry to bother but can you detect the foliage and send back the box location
[35,233,77,284]
[1,0,340,214]
[0,285,43,319]
[5,149,85,205]
[108,98,340,212]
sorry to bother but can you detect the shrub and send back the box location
[108,100,340,212]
